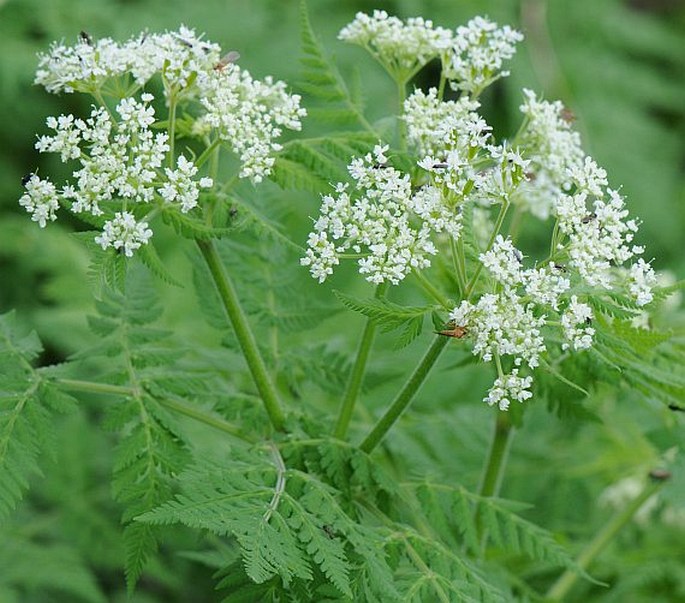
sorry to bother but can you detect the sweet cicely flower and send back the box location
[304,11,660,413]
[444,16,523,95]
[21,27,305,255]
[339,10,451,82]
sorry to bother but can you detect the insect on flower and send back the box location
[214,51,240,71]
[436,322,468,338]
[79,30,94,46]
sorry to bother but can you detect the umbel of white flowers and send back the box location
[19,26,306,255]
[302,12,657,411]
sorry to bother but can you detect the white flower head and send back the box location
[19,174,60,228]
[159,155,213,213]
[339,11,451,79]
[484,369,533,411]
[560,296,595,351]
[34,26,220,97]
[449,291,546,369]
[302,144,462,285]
[197,65,306,183]
[444,16,523,94]
[94,211,153,256]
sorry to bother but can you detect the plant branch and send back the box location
[412,269,452,309]
[546,471,670,601]
[477,411,514,498]
[334,282,388,439]
[359,336,449,453]
[50,377,136,397]
[52,378,252,441]
[196,239,286,432]
[465,200,510,299]
[263,441,286,522]
[156,394,254,442]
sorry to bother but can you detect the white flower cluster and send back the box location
[196,67,306,182]
[484,369,533,411]
[318,11,660,413]
[561,296,595,351]
[35,26,220,95]
[444,16,523,94]
[450,290,546,368]
[22,27,306,254]
[556,161,656,303]
[21,93,212,253]
[94,211,153,257]
[338,10,451,80]
[160,156,214,213]
[339,13,521,95]
[405,89,530,206]
[301,145,463,284]
[516,89,585,219]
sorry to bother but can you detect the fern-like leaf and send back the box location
[298,1,372,132]
[0,312,76,520]
[334,290,435,348]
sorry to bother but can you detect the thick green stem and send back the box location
[546,472,669,601]
[334,282,388,439]
[478,412,514,498]
[196,239,286,432]
[360,336,449,453]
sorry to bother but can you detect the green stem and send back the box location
[91,88,115,120]
[508,204,525,243]
[397,79,408,151]
[52,378,251,441]
[546,472,669,601]
[195,138,222,169]
[167,93,177,168]
[477,411,514,498]
[412,269,451,309]
[465,200,510,299]
[334,282,388,439]
[360,336,449,453]
[157,395,254,442]
[437,67,447,101]
[196,239,286,432]
[450,237,467,298]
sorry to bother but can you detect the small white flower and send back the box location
[516,89,584,219]
[303,145,463,285]
[94,211,153,256]
[560,296,595,351]
[449,291,546,369]
[339,11,451,79]
[159,155,211,213]
[627,258,657,307]
[197,65,306,182]
[19,175,60,227]
[444,16,523,94]
[484,369,533,411]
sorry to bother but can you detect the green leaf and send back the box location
[0,313,74,520]
[334,290,434,348]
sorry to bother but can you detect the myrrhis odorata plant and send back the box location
[3,4,685,602]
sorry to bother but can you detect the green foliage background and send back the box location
[0,0,684,601]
